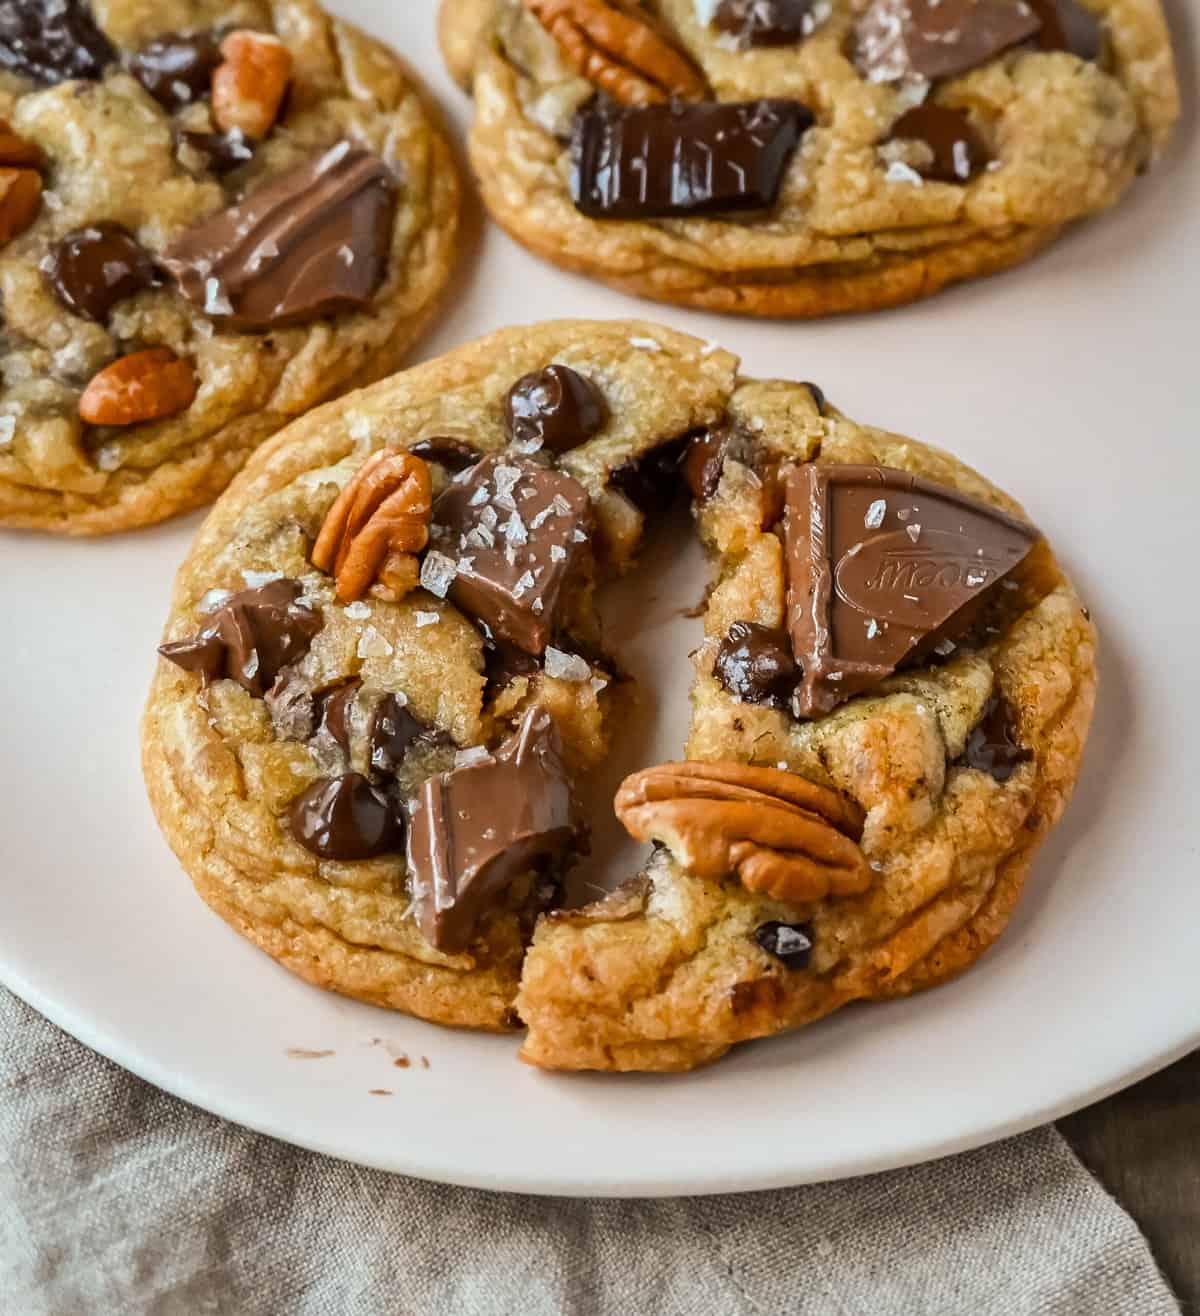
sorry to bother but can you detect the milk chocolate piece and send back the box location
[409,437,480,473]
[783,464,1039,717]
[47,223,157,322]
[431,454,592,655]
[960,694,1031,781]
[754,920,813,969]
[888,105,990,182]
[158,578,322,697]
[129,31,221,110]
[713,0,818,46]
[571,99,812,219]
[856,0,1041,83]
[407,707,578,952]
[160,143,397,331]
[714,621,796,709]
[504,365,607,455]
[289,773,403,861]
[1029,0,1102,59]
[0,0,116,85]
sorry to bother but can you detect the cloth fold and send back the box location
[0,989,1179,1316]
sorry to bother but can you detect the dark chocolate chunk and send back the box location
[407,707,579,952]
[888,105,990,182]
[484,642,540,701]
[368,693,447,776]
[0,0,115,85]
[713,0,819,46]
[754,920,814,969]
[571,99,812,220]
[318,680,360,755]
[46,223,157,322]
[610,436,689,516]
[264,671,316,741]
[128,31,221,110]
[288,772,403,861]
[960,694,1031,781]
[714,621,797,709]
[856,0,1041,83]
[160,142,397,331]
[783,464,1040,717]
[175,127,255,175]
[429,454,593,655]
[157,578,322,697]
[504,365,607,455]
[409,437,481,473]
[1029,0,1103,59]
[684,428,738,501]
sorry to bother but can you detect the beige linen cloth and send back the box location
[0,989,1180,1315]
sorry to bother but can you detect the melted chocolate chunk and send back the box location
[318,680,360,755]
[368,693,448,776]
[714,621,797,709]
[409,437,481,473]
[713,0,818,46]
[157,578,322,697]
[484,642,540,701]
[407,707,579,952]
[960,694,1031,781]
[888,105,990,182]
[175,127,255,175]
[754,921,813,969]
[504,365,607,455]
[430,454,593,655]
[856,0,1041,82]
[129,31,221,110]
[571,99,812,219]
[160,143,397,331]
[264,671,317,741]
[1029,0,1103,59]
[684,428,737,501]
[0,0,115,85]
[610,436,689,516]
[783,464,1040,717]
[47,223,157,322]
[289,773,403,861]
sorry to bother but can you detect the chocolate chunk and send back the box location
[1029,0,1103,59]
[175,128,255,175]
[409,437,480,473]
[960,694,1030,781]
[369,693,447,776]
[783,464,1040,717]
[289,773,403,861]
[129,31,221,110]
[407,707,579,952]
[888,105,990,182]
[504,365,607,455]
[610,436,689,516]
[684,428,738,501]
[318,680,360,755]
[0,0,115,85]
[160,142,397,331]
[157,578,322,697]
[713,0,819,46]
[430,454,593,655]
[714,621,797,709]
[484,642,540,701]
[754,921,813,969]
[856,0,1041,83]
[571,99,812,220]
[46,223,157,322]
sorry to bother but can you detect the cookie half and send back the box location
[0,0,460,535]
[439,0,1176,317]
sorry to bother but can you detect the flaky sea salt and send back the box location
[357,625,393,659]
[885,161,924,187]
[512,570,536,599]
[344,600,371,620]
[864,499,887,529]
[420,551,458,598]
[629,336,661,352]
[242,569,283,588]
[199,588,233,613]
[544,647,590,682]
[414,611,440,628]
[865,619,879,639]
[204,277,234,315]
[906,523,922,543]
[455,746,491,768]
[549,544,567,563]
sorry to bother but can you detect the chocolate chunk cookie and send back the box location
[438,0,1176,317]
[0,1,459,535]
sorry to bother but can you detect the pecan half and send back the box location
[0,120,44,169]
[78,348,197,426]
[311,449,433,604]
[524,0,708,106]
[211,30,292,140]
[615,761,871,904]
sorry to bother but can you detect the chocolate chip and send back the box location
[368,693,447,776]
[483,642,540,702]
[409,437,481,472]
[754,921,813,969]
[175,127,255,175]
[1028,0,1103,60]
[265,671,317,741]
[610,436,689,516]
[856,0,1041,83]
[714,621,797,709]
[684,428,737,501]
[128,31,221,110]
[0,0,116,85]
[504,365,607,455]
[713,0,819,46]
[318,680,360,755]
[288,773,404,861]
[960,694,1031,782]
[46,223,157,323]
[888,105,990,182]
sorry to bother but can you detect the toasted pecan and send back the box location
[78,348,197,427]
[212,30,293,140]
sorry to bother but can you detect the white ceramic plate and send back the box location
[2,1,1198,1198]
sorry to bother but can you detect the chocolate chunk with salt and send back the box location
[714,621,797,709]
[713,0,819,46]
[754,920,813,969]
[409,437,480,473]
[289,772,403,861]
[47,223,157,322]
[129,31,222,110]
[504,365,607,455]
[856,0,1041,83]
[888,105,990,182]
[571,99,812,220]
[407,707,578,952]
[429,454,592,656]
[960,694,1031,781]
[783,464,1039,718]
[160,143,397,331]
[158,578,322,697]
[1029,0,1103,59]
[0,0,116,85]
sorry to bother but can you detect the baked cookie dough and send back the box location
[142,319,1096,1067]
[438,0,1177,316]
[0,0,460,535]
